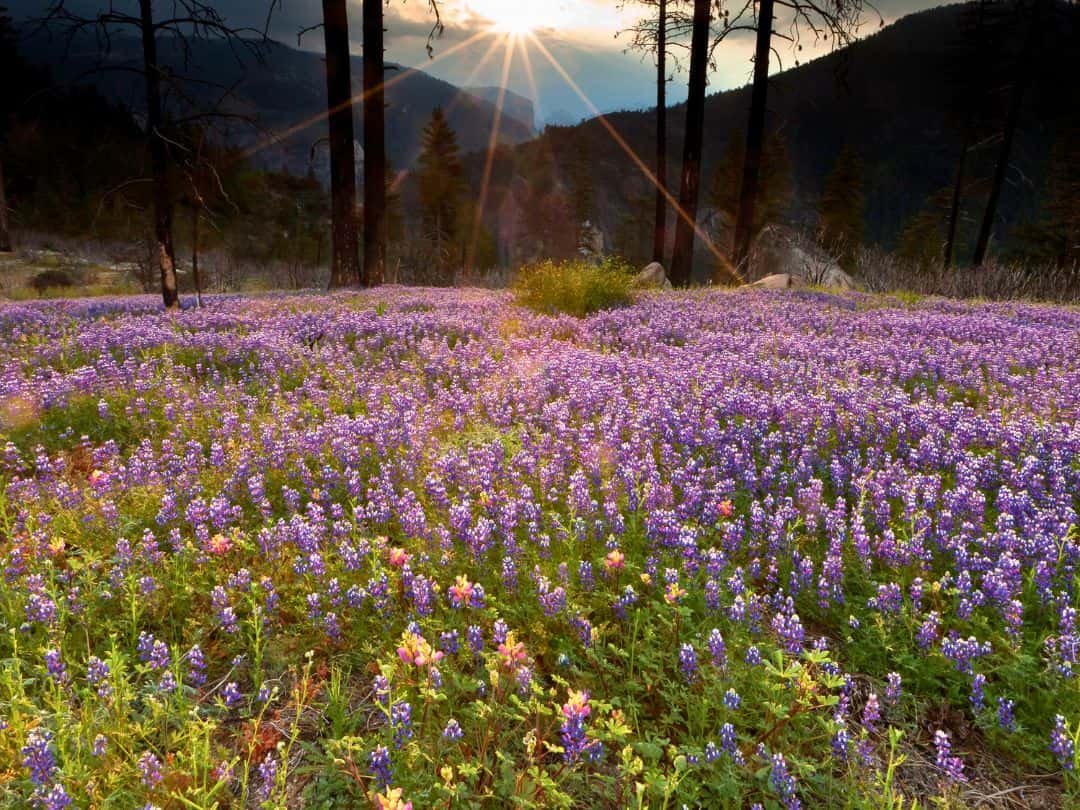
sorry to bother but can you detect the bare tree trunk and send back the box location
[669,0,711,288]
[943,137,968,268]
[139,0,179,310]
[652,0,667,265]
[191,208,203,308]
[972,0,1042,267]
[731,0,775,271]
[362,0,387,287]
[322,0,362,288]
[0,155,12,253]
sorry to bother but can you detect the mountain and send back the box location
[465,87,536,134]
[461,2,1080,275]
[18,33,535,177]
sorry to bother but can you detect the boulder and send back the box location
[636,262,673,290]
[749,273,805,290]
[577,220,605,262]
[744,224,859,291]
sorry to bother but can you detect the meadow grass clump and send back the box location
[512,257,635,317]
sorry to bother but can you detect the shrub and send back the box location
[513,257,634,317]
[29,268,76,293]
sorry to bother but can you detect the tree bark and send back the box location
[652,0,668,265]
[669,0,711,287]
[0,155,12,253]
[972,0,1042,267]
[322,0,362,288]
[362,0,387,287]
[731,0,775,271]
[139,0,179,310]
[191,208,203,308]
[943,137,968,268]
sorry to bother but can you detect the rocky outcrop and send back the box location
[636,262,673,290]
[744,225,858,292]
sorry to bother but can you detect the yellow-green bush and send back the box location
[512,257,635,317]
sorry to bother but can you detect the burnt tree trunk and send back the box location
[191,208,203,308]
[943,137,969,268]
[669,0,711,287]
[139,0,179,310]
[731,0,775,271]
[0,155,11,253]
[652,0,668,265]
[972,0,1042,266]
[322,0,362,288]
[362,0,387,287]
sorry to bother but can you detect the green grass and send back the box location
[512,258,636,317]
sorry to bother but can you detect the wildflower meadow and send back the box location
[0,288,1077,809]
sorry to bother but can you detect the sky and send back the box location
[11,0,949,125]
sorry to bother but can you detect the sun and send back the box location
[464,0,554,34]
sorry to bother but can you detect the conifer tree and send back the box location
[417,108,465,283]
[708,130,792,249]
[1012,131,1080,268]
[568,146,595,245]
[818,146,864,267]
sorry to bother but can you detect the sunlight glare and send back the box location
[465,0,563,34]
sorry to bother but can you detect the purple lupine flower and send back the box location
[443,719,463,740]
[34,783,72,810]
[560,690,598,763]
[391,701,413,748]
[1050,715,1074,769]
[768,752,801,810]
[86,656,111,698]
[969,674,986,713]
[678,644,698,682]
[885,672,902,706]
[862,694,881,730]
[723,689,741,710]
[257,752,278,800]
[466,625,484,654]
[44,649,67,684]
[91,735,108,757]
[22,729,57,786]
[720,723,743,764]
[137,751,163,787]
[186,645,206,687]
[997,698,1016,731]
[934,731,965,783]
[374,675,390,706]
[368,745,392,788]
[221,682,242,707]
[707,628,727,668]
[832,722,851,761]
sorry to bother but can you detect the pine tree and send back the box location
[818,146,865,267]
[613,190,654,268]
[417,108,465,284]
[708,130,792,247]
[567,146,595,249]
[1012,131,1080,268]
[896,189,953,271]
